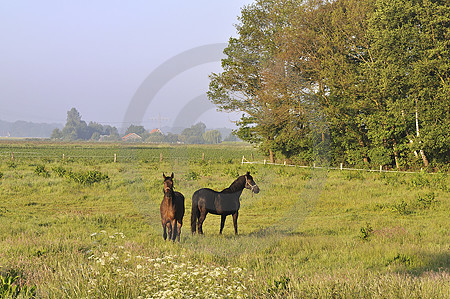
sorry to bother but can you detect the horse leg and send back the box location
[167,222,173,241]
[162,221,167,240]
[176,221,182,242]
[170,219,177,242]
[191,204,199,234]
[232,211,239,235]
[198,211,207,235]
[220,214,226,234]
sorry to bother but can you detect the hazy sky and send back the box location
[0,1,254,130]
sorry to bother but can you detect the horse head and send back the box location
[244,171,260,195]
[163,172,174,194]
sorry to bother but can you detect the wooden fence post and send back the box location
[114,153,117,163]
[11,152,14,161]
[62,154,65,161]
[380,165,382,173]
[202,152,205,161]
[160,152,163,162]
[340,163,343,170]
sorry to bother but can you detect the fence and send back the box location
[1,151,208,163]
[0,151,432,174]
[241,156,427,175]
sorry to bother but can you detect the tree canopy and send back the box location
[208,0,449,169]
[52,108,119,141]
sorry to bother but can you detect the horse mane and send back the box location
[221,175,246,193]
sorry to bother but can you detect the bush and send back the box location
[416,192,438,209]
[391,201,411,215]
[67,170,109,185]
[360,223,374,241]
[34,165,50,178]
[185,171,200,181]
[223,166,240,178]
[52,166,67,177]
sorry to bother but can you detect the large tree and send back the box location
[180,122,206,144]
[61,108,89,140]
[55,108,119,141]
[363,0,450,168]
[209,0,449,168]
[209,0,312,162]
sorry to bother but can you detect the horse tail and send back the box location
[191,192,200,234]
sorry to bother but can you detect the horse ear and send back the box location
[171,172,174,178]
[163,173,166,179]
[246,171,250,176]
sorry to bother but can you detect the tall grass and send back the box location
[0,142,448,298]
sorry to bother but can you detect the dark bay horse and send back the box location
[160,173,185,242]
[191,171,259,235]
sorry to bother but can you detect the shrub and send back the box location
[391,201,411,215]
[185,171,200,181]
[52,166,67,177]
[416,192,438,209]
[34,165,50,178]
[67,170,109,185]
[223,166,240,178]
[360,223,374,241]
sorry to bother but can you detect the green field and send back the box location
[0,141,448,298]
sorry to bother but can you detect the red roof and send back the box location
[122,133,142,140]
[150,129,162,134]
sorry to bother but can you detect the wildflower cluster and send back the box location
[85,231,251,298]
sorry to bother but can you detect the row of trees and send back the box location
[51,108,234,144]
[125,122,227,144]
[51,108,120,141]
[209,0,449,169]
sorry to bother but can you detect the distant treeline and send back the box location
[0,120,61,138]
[51,108,238,144]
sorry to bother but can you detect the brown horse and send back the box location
[191,172,259,235]
[160,173,185,242]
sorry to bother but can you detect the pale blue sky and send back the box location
[0,1,254,129]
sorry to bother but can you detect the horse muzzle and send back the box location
[252,185,260,194]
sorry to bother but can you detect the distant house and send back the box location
[150,128,162,135]
[122,133,142,142]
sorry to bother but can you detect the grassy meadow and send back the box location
[0,141,448,298]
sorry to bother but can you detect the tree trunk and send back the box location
[269,149,275,164]
[393,150,400,169]
[420,150,429,167]
[415,98,429,167]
